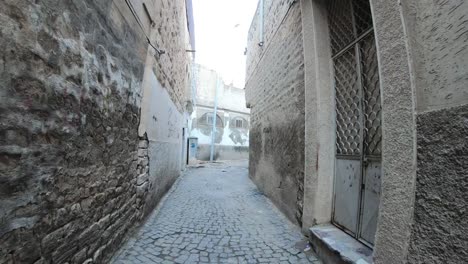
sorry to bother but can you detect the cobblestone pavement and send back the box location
[113,161,320,264]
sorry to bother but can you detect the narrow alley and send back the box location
[1,0,467,263]
[113,161,319,264]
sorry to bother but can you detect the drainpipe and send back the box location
[258,0,264,46]
[209,76,220,162]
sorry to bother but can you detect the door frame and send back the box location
[327,1,382,245]
[301,0,418,262]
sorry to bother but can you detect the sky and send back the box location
[192,0,259,88]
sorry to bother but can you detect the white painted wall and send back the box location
[189,64,250,160]
[194,64,250,113]
[139,66,185,146]
[138,62,189,207]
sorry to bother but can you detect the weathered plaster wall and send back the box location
[405,0,468,113]
[366,0,419,262]
[190,107,249,161]
[299,0,335,234]
[407,104,468,264]
[246,0,297,80]
[190,64,250,161]
[0,0,192,263]
[191,107,250,145]
[196,145,249,161]
[138,69,186,216]
[403,1,468,263]
[192,109,249,161]
[369,0,468,262]
[194,64,250,114]
[245,1,305,225]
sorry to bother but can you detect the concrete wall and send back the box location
[297,0,468,263]
[190,64,250,161]
[406,0,468,113]
[0,0,192,263]
[191,108,250,161]
[245,0,305,225]
[300,0,335,234]
[238,0,468,262]
[370,1,468,262]
[194,64,250,114]
[138,69,187,216]
[196,144,249,161]
[403,1,468,263]
[409,105,468,263]
[192,107,250,144]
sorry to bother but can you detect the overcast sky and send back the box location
[193,0,258,88]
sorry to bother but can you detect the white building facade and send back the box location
[190,64,250,160]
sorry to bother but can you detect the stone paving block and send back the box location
[112,163,319,263]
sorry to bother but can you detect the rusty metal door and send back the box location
[327,0,382,247]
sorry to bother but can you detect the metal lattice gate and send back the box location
[327,0,382,247]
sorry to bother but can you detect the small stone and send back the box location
[138,140,149,149]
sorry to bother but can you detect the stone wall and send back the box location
[245,0,305,225]
[0,0,191,263]
[150,0,193,113]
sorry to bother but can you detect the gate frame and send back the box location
[301,0,418,263]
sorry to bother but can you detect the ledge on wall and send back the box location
[309,224,373,264]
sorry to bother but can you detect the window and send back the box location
[231,117,248,129]
[235,119,243,128]
[199,113,223,127]
[206,114,214,125]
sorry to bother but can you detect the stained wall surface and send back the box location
[0,0,192,263]
[244,0,468,262]
[408,105,468,264]
[407,0,468,113]
[194,64,250,114]
[405,1,468,262]
[190,64,250,161]
[245,0,305,225]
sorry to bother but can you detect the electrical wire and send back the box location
[123,0,165,55]
[246,0,298,85]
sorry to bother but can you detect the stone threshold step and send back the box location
[309,224,373,264]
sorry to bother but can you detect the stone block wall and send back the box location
[245,0,305,225]
[0,0,191,263]
[150,0,193,113]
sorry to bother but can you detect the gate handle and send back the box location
[363,157,369,167]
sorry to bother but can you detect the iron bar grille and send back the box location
[352,0,373,35]
[327,0,373,56]
[360,34,382,156]
[328,0,380,156]
[329,0,382,247]
[328,0,354,55]
[334,49,360,155]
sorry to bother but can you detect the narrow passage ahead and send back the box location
[113,161,320,264]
